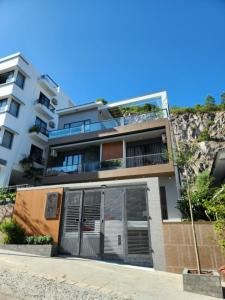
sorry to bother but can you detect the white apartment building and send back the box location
[0,53,74,187]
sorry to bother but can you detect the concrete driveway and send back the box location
[0,249,221,300]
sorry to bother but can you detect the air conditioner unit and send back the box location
[49,121,55,129]
[51,98,58,106]
[50,149,57,157]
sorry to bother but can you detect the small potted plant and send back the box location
[28,125,40,133]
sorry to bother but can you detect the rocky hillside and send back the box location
[171,111,225,175]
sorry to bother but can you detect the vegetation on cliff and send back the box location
[170,93,225,115]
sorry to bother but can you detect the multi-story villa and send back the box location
[0,53,73,187]
[14,91,181,270]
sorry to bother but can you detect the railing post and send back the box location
[123,140,126,167]
[100,144,103,169]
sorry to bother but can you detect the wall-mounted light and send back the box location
[162,133,167,144]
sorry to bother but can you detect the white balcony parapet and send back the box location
[38,74,59,97]
[34,99,55,120]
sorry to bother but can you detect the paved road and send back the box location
[0,292,21,300]
[0,249,221,300]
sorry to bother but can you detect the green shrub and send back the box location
[95,98,108,105]
[0,189,16,204]
[197,129,211,142]
[0,219,26,244]
[25,235,53,245]
[101,159,122,169]
[28,125,40,133]
[170,102,224,115]
[207,120,214,127]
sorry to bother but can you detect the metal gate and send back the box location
[60,190,82,255]
[59,186,152,266]
[80,190,102,258]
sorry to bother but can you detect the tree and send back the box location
[177,170,215,221]
[20,156,42,185]
[173,141,201,273]
[204,185,225,252]
[220,92,225,105]
[205,95,216,107]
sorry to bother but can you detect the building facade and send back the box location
[0,53,73,187]
[14,91,181,270]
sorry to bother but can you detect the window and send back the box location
[35,117,48,136]
[9,100,20,117]
[62,154,83,173]
[15,71,25,89]
[2,130,14,149]
[63,154,82,166]
[0,71,14,84]
[38,92,50,108]
[160,186,168,220]
[126,187,148,221]
[64,120,90,133]
[30,144,43,164]
[0,99,8,112]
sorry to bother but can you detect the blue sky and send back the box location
[0,0,225,107]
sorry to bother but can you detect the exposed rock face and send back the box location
[0,204,13,223]
[171,111,225,175]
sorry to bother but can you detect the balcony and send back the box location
[28,125,49,144]
[48,109,168,140]
[34,99,55,120]
[46,153,168,176]
[38,75,59,97]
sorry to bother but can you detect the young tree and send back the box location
[205,95,216,107]
[173,141,201,273]
[220,92,225,105]
[205,185,225,252]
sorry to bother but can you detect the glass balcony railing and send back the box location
[46,152,168,176]
[48,109,168,139]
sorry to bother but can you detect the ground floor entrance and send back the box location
[59,185,153,266]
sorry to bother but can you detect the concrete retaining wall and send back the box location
[0,244,58,256]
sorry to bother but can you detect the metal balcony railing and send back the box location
[46,152,168,176]
[34,99,55,113]
[48,109,168,139]
[29,125,49,137]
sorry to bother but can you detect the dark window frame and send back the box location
[0,71,15,85]
[38,92,50,107]
[9,99,20,117]
[30,144,44,164]
[2,130,14,149]
[0,98,8,111]
[15,71,25,89]
[160,186,168,220]
[35,116,48,136]
[64,120,91,130]
[63,154,83,166]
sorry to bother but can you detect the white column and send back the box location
[100,143,103,163]
[0,166,12,187]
